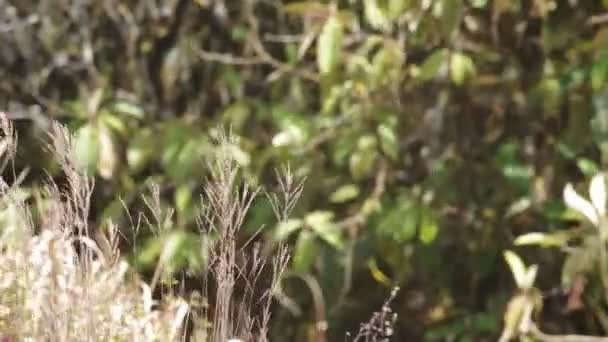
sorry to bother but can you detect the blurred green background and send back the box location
[2,0,608,340]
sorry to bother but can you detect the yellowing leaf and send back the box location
[450,52,475,85]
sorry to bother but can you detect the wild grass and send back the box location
[0,112,398,341]
[0,113,304,341]
[0,113,188,341]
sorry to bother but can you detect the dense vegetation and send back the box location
[2,0,608,340]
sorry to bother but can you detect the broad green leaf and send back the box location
[419,209,439,244]
[418,49,449,81]
[99,112,128,136]
[127,128,157,173]
[159,231,205,274]
[293,230,317,273]
[305,211,343,249]
[73,123,100,175]
[317,15,343,75]
[174,184,192,216]
[274,218,304,241]
[330,184,360,203]
[349,150,377,180]
[592,58,608,92]
[377,123,399,161]
[577,158,600,177]
[375,198,418,242]
[111,100,145,120]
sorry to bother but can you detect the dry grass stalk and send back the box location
[194,130,300,342]
[0,112,188,341]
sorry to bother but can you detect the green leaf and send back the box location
[317,15,343,75]
[450,52,475,85]
[375,198,419,242]
[305,211,344,249]
[174,184,192,217]
[73,123,100,175]
[330,184,360,203]
[419,209,439,245]
[437,0,463,39]
[293,230,317,273]
[364,0,391,31]
[111,100,145,120]
[274,218,304,241]
[418,49,449,81]
[127,128,157,173]
[159,231,205,274]
[377,123,399,161]
[577,158,600,177]
[349,150,377,180]
[562,239,598,287]
[592,58,608,92]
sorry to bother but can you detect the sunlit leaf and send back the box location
[97,124,119,179]
[73,123,100,175]
[317,15,343,75]
[305,211,343,249]
[330,184,360,203]
[111,100,145,120]
[418,49,449,81]
[589,173,606,216]
[503,250,527,289]
[364,0,391,31]
[377,123,399,161]
[450,52,475,85]
[577,158,600,177]
[514,232,569,248]
[274,218,304,241]
[563,183,599,226]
